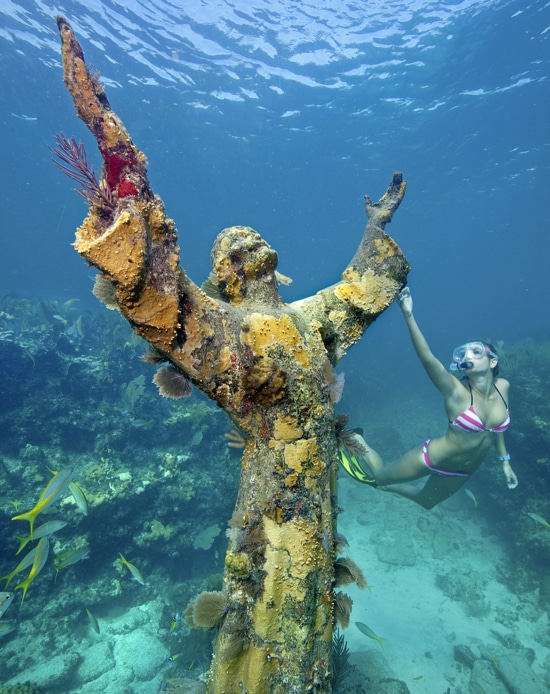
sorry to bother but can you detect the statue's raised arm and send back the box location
[56,16,235,398]
[291,172,409,363]
[55,16,409,693]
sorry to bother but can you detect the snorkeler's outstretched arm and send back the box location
[398,289,456,397]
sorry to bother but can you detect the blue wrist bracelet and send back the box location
[498,454,511,461]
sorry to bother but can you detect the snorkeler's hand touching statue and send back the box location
[397,286,413,317]
[340,286,519,509]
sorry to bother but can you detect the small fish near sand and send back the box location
[170,612,180,633]
[465,489,478,507]
[0,621,16,637]
[85,607,100,635]
[11,468,74,538]
[355,621,388,649]
[478,645,499,670]
[527,512,550,529]
[118,553,145,585]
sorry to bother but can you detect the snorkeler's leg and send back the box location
[372,445,428,486]
[360,445,384,475]
[397,474,470,510]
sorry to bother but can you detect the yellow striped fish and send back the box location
[12,469,74,538]
[527,512,550,529]
[118,553,145,585]
[0,592,14,619]
[69,482,88,516]
[1,546,39,589]
[0,621,16,637]
[54,546,90,581]
[15,520,67,555]
[355,621,388,649]
[85,607,100,634]
[14,537,49,603]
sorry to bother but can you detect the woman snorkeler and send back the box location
[339,287,518,509]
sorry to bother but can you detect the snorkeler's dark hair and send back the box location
[482,341,500,377]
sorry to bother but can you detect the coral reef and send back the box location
[0,685,41,694]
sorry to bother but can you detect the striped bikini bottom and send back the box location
[422,439,472,478]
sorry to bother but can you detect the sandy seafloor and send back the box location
[339,479,548,692]
[336,392,550,693]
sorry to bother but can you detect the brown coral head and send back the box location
[334,591,353,629]
[188,590,229,629]
[241,356,287,406]
[153,366,193,399]
[334,557,367,590]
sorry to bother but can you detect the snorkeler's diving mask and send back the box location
[449,341,497,371]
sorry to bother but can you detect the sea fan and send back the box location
[334,591,353,629]
[141,348,168,365]
[219,633,249,663]
[334,531,349,555]
[224,429,246,448]
[322,359,345,404]
[152,366,193,399]
[334,557,367,590]
[201,273,223,300]
[190,591,229,629]
[335,414,368,457]
[50,133,115,214]
[92,274,118,310]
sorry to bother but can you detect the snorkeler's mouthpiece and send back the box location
[460,361,474,370]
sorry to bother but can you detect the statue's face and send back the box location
[211,226,280,305]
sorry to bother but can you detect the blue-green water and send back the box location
[1,2,549,692]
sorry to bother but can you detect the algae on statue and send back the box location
[55,16,409,693]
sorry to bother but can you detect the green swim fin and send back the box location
[339,449,377,486]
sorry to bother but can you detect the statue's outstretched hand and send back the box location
[397,287,413,317]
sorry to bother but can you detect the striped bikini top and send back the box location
[450,383,510,433]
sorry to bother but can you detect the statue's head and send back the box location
[210,226,281,306]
